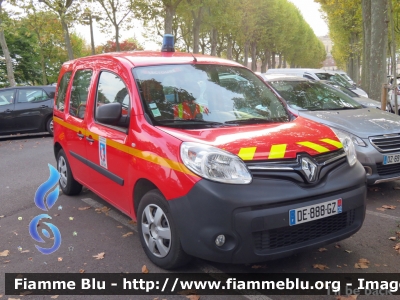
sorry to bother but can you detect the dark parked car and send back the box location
[0,86,55,136]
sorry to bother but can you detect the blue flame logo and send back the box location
[29,164,61,254]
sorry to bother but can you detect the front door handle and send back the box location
[77,132,84,139]
[40,105,48,108]
[86,136,94,143]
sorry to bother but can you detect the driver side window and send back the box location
[95,71,130,128]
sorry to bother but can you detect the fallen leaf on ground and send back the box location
[318,248,327,252]
[78,206,91,211]
[336,295,358,300]
[382,205,396,210]
[93,252,105,260]
[251,264,267,269]
[376,207,386,211]
[116,226,123,228]
[368,187,380,192]
[393,186,400,190]
[394,243,400,253]
[0,250,9,257]
[142,265,149,273]
[95,206,110,213]
[345,250,352,253]
[335,244,341,248]
[128,220,137,225]
[28,257,33,261]
[389,237,397,241]
[20,291,32,295]
[9,298,21,300]
[58,257,63,261]
[354,258,370,269]
[53,214,60,217]
[79,269,85,273]
[313,264,329,270]
[0,215,4,218]
[122,232,134,238]
[375,264,380,267]
[50,296,59,299]
[343,264,347,266]
[337,265,342,268]
[186,295,200,300]
[178,289,197,295]
[3,260,10,263]
[20,250,30,253]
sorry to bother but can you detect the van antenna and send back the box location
[191,52,197,62]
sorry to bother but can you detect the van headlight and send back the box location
[180,142,252,184]
[330,128,357,166]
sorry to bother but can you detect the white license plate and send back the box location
[289,199,342,226]
[383,154,400,165]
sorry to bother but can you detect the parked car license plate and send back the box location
[289,199,342,226]
[383,154,400,165]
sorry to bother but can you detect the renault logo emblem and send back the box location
[301,157,317,182]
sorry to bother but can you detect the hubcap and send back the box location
[58,156,68,188]
[49,120,54,133]
[141,204,171,258]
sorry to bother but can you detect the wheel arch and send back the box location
[54,142,62,160]
[133,179,160,219]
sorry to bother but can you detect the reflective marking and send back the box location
[297,141,330,153]
[238,147,257,160]
[55,117,195,176]
[268,144,287,159]
[320,138,343,149]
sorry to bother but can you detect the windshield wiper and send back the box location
[157,119,225,125]
[224,118,274,124]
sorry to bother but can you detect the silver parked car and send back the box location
[264,75,400,185]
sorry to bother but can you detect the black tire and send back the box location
[57,149,82,195]
[137,190,192,269]
[46,117,54,136]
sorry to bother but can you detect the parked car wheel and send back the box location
[46,117,54,136]
[137,190,191,269]
[57,149,82,195]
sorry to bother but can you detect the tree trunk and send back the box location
[210,28,217,56]
[251,42,257,71]
[115,24,120,51]
[0,0,15,87]
[278,53,282,68]
[361,0,371,94]
[243,42,249,67]
[89,15,95,55]
[191,7,202,54]
[283,58,287,68]
[369,0,388,101]
[271,52,276,68]
[389,0,398,114]
[164,5,175,34]
[261,56,267,73]
[226,36,233,60]
[60,16,74,60]
[265,50,271,69]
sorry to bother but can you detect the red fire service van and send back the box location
[53,35,366,269]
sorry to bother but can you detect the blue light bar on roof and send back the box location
[161,34,175,52]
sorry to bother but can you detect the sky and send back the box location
[73,0,329,50]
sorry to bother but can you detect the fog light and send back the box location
[215,234,225,246]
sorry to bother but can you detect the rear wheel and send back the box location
[137,190,191,269]
[57,149,82,195]
[46,117,54,136]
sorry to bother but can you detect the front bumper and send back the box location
[356,142,400,185]
[168,161,366,264]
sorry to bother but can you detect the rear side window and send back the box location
[18,88,47,103]
[95,71,130,128]
[69,70,93,119]
[56,72,72,112]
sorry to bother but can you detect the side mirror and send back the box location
[96,102,122,125]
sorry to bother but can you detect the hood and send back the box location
[353,97,381,109]
[351,87,368,98]
[157,117,343,161]
[298,108,400,138]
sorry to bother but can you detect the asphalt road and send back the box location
[1,134,400,300]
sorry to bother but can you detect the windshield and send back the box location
[269,80,363,111]
[132,64,289,128]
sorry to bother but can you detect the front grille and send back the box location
[376,163,400,176]
[253,210,355,251]
[370,135,400,152]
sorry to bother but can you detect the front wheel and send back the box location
[137,190,191,269]
[57,149,82,195]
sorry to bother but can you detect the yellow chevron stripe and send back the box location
[320,138,343,149]
[55,118,195,176]
[268,144,287,159]
[238,147,257,160]
[297,141,330,153]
